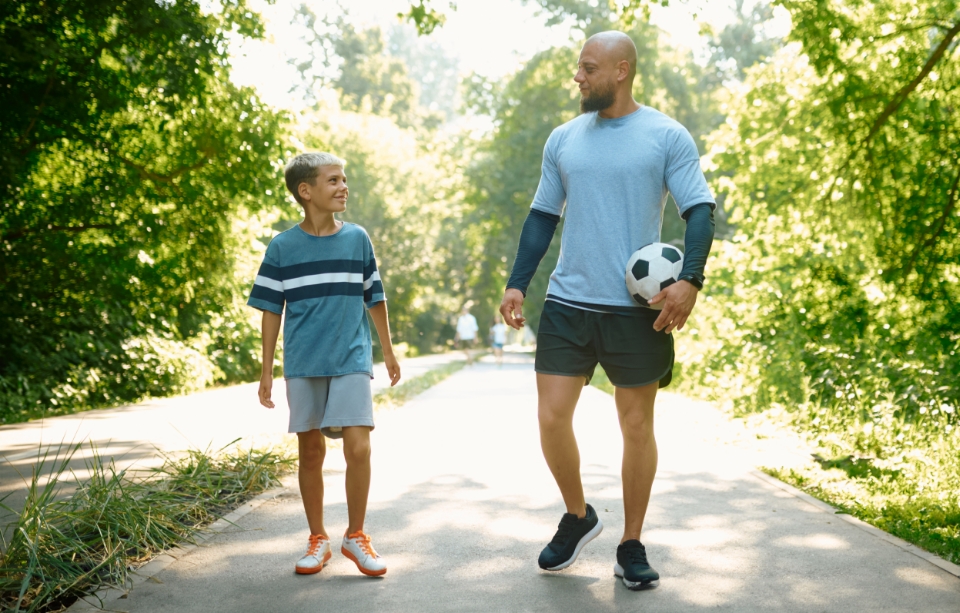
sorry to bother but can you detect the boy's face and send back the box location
[298,165,348,213]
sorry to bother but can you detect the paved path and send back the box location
[0,352,464,520]
[75,356,960,612]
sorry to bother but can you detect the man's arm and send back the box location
[368,301,401,386]
[500,209,561,329]
[650,203,715,333]
[258,310,281,408]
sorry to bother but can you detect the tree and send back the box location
[0,0,286,420]
[683,0,960,421]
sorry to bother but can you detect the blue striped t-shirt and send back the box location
[246,222,385,379]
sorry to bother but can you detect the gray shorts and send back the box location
[285,374,374,439]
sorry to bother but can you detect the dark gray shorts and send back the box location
[535,300,674,388]
[285,374,374,439]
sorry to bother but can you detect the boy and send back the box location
[247,152,401,577]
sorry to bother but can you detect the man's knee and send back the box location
[538,402,574,432]
[620,406,655,440]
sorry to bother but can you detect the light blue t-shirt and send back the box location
[246,222,385,379]
[531,106,716,308]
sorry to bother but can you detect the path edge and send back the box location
[67,485,288,611]
[750,469,960,580]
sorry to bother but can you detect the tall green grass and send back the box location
[0,442,294,613]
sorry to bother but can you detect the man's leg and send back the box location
[614,382,658,542]
[297,429,328,537]
[342,426,372,534]
[536,372,604,571]
[537,373,587,517]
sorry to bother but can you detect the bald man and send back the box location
[500,31,716,590]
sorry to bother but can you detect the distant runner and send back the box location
[499,31,716,590]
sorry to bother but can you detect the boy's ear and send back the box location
[297,181,311,203]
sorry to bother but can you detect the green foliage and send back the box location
[398,0,453,36]
[0,442,294,612]
[0,0,286,422]
[681,0,960,419]
[673,0,960,563]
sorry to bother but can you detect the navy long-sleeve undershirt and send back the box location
[506,203,715,297]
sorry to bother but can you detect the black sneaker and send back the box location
[538,503,603,571]
[614,540,660,590]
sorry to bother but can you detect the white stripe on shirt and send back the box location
[283,272,364,290]
[363,270,381,290]
[254,275,284,292]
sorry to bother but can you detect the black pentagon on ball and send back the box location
[632,293,649,306]
[660,278,676,292]
[661,247,682,263]
[631,259,649,280]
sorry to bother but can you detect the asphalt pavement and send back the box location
[68,354,960,613]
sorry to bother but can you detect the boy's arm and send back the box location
[368,301,401,387]
[259,310,282,408]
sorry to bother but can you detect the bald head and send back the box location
[583,31,638,81]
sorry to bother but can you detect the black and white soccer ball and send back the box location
[625,243,684,310]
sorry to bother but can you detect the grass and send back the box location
[372,359,467,411]
[0,441,295,613]
[762,424,960,564]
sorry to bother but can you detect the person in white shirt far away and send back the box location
[454,306,479,365]
[490,315,508,366]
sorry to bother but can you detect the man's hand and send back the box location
[500,288,526,330]
[258,372,275,408]
[650,280,699,334]
[384,352,402,387]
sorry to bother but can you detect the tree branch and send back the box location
[105,147,210,184]
[865,21,960,144]
[1,224,116,243]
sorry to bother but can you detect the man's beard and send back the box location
[580,80,616,113]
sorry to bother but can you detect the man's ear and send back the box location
[617,60,629,83]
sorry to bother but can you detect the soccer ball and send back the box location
[625,243,684,310]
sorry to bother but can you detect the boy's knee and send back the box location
[344,437,371,466]
[299,439,326,468]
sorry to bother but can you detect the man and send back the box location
[499,31,715,591]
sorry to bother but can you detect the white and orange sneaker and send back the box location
[295,534,332,575]
[341,530,387,576]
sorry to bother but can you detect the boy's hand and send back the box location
[258,373,275,408]
[384,353,401,387]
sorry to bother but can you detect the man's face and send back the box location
[299,166,348,212]
[574,44,617,113]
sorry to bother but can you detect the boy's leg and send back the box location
[613,382,658,542]
[342,425,372,534]
[297,429,328,537]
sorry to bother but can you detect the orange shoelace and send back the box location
[347,530,378,557]
[306,534,326,556]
